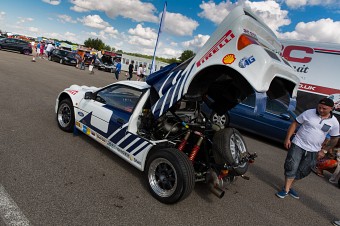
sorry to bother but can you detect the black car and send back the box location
[0,38,32,55]
[48,49,79,66]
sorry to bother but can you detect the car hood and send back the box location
[146,6,300,120]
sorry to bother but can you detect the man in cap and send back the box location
[276,98,339,199]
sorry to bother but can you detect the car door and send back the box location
[77,84,143,141]
[3,39,16,50]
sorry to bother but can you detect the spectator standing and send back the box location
[89,53,96,74]
[45,43,54,57]
[115,59,121,80]
[136,63,143,81]
[31,41,37,62]
[39,42,45,59]
[276,98,339,199]
[127,60,134,80]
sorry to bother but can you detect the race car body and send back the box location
[55,6,299,204]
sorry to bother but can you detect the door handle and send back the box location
[117,118,124,125]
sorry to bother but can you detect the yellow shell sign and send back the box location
[222,54,236,64]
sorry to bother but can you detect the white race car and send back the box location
[55,6,300,204]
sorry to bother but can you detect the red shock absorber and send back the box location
[178,131,191,151]
[189,131,204,162]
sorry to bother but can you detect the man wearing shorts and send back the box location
[276,98,339,199]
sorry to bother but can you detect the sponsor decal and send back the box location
[222,54,236,65]
[78,112,84,117]
[196,30,235,67]
[91,131,95,136]
[82,125,90,135]
[299,82,340,95]
[107,141,130,158]
[243,28,257,39]
[67,90,78,95]
[75,121,80,127]
[239,56,256,68]
[96,133,107,144]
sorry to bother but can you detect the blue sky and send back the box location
[0,0,339,59]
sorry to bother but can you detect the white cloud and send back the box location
[182,34,210,52]
[0,12,5,20]
[28,27,39,33]
[279,18,340,44]
[284,0,338,8]
[198,0,239,24]
[78,15,110,29]
[128,24,157,40]
[70,0,158,23]
[42,0,61,6]
[164,12,199,36]
[198,1,290,34]
[17,17,34,24]
[57,14,77,24]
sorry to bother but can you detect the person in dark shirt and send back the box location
[128,60,134,80]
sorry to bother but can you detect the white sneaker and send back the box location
[332,220,340,226]
[329,178,338,184]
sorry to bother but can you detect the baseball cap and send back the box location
[319,98,334,107]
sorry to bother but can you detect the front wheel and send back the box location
[145,148,195,204]
[211,112,229,127]
[57,99,75,132]
[212,128,249,175]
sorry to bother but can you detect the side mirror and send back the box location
[84,91,95,100]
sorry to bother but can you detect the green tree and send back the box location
[84,38,105,50]
[179,50,195,62]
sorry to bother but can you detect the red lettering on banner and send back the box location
[299,83,340,95]
[196,30,235,67]
[282,45,314,63]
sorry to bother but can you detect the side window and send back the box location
[96,86,143,113]
[266,99,288,115]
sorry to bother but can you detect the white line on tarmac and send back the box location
[0,184,30,226]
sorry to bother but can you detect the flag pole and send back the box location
[150,1,167,75]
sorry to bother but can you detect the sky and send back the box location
[0,0,339,59]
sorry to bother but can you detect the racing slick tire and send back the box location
[57,98,75,133]
[210,111,229,127]
[145,148,195,204]
[212,128,248,175]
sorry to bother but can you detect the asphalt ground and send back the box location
[0,50,339,226]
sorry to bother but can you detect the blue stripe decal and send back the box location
[133,143,152,156]
[119,133,138,149]
[125,139,146,153]
[109,128,127,143]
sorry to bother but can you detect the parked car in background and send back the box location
[208,93,301,143]
[98,61,116,73]
[48,49,79,66]
[0,38,32,55]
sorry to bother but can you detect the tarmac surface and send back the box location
[0,50,339,226]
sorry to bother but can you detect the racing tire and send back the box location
[211,112,229,127]
[145,148,195,204]
[212,128,248,175]
[57,98,75,133]
[60,59,63,64]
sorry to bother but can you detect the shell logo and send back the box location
[222,54,236,65]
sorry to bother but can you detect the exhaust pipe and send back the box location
[207,168,225,198]
[209,183,225,198]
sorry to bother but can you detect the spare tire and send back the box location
[212,128,248,175]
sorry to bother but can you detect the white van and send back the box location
[281,39,340,119]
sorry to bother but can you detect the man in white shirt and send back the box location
[276,98,339,199]
[45,43,54,57]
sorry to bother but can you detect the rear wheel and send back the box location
[212,128,248,175]
[57,99,74,132]
[23,49,30,55]
[145,148,195,204]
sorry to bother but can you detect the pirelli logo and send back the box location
[196,30,235,67]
